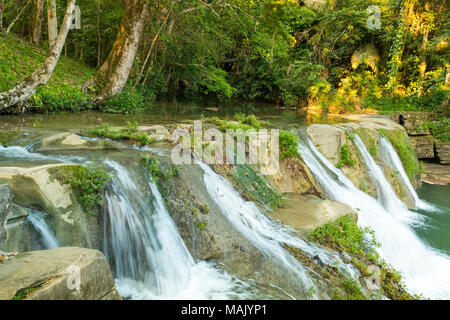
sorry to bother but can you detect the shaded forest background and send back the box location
[0,0,448,116]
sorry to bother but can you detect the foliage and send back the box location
[88,122,155,146]
[142,158,180,183]
[98,87,149,114]
[49,164,110,216]
[279,130,300,159]
[336,144,356,168]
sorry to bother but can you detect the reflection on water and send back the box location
[414,183,450,256]
[0,101,349,131]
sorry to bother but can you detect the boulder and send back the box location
[410,135,435,159]
[436,140,450,165]
[0,247,121,300]
[0,164,101,250]
[137,125,171,142]
[306,124,347,166]
[271,194,358,232]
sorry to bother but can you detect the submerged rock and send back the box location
[0,247,121,300]
[271,194,357,232]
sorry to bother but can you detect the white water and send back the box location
[0,144,84,163]
[196,160,359,299]
[298,137,450,299]
[27,210,59,249]
[378,135,437,211]
[352,134,422,225]
[103,160,253,300]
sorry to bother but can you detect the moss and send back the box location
[232,164,286,210]
[49,164,110,216]
[378,128,419,184]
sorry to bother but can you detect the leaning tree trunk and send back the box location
[47,0,58,48]
[90,0,149,104]
[0,0,76,112]
[33,0,45,44]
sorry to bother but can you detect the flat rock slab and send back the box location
[0,247,121,300]
[422,162,450,185]
[272,194,357,232]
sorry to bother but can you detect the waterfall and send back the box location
[352,134,422,225]
[27,209,59,249]
[378,135,437,211]
[298,136,450,299]
[103,160,253,300]
[196,160,359,299]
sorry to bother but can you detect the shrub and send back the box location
[279,130,300,159]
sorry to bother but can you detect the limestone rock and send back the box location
[306,124,347,165]
[137,125,170,142]
[271,194,358,232]
[410,135,435,159]
[393,112,431,136]
[0,164,101,250]
[436,140,450,165]
[0,247,121,300]
[422,162,450,185]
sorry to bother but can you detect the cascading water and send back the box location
[27,209,59,249]
[298,135,450,299]
[352,134,422,225]
[378,135,436,211]
[196,160,360,299]
[0,144,84,163]
[103,160,254,300]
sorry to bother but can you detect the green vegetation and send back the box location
[232,164,286,210]
[379,129,420,183]
[88,122,155,146]
[279,131,300,159]
[202,113,269,132]
[423,118,450,142]
[336,144,357,168]
[49,164,110,216]
[142,158,180,183]
[11,287,39,300]
[308,215,421,300]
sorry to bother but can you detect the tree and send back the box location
[47,0,58,48]
[0,0,77,112]
[89,0,149,103]
[4,0,33,36]
[33,0,45,43]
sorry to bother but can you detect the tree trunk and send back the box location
[32,0,44,43]
[91,0,149,104]
[47,0,58,48]
[4,0,33,36]
[0,0,77,112]
[0,0,4,33]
